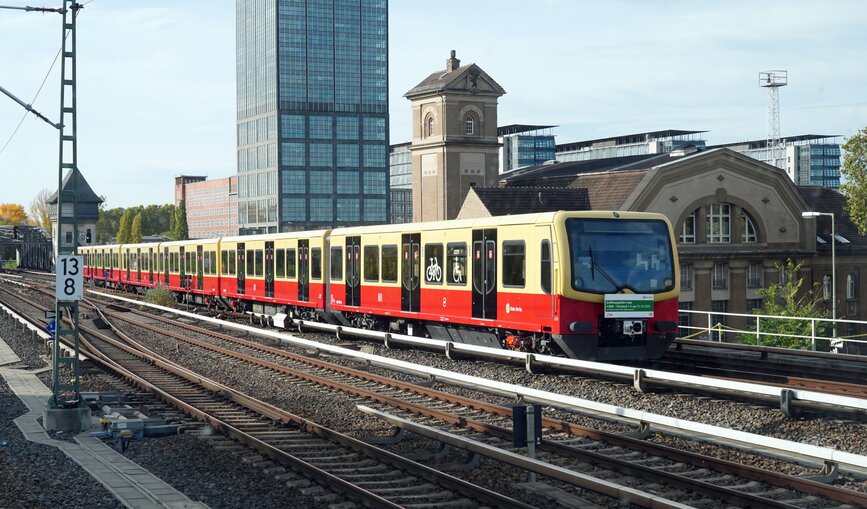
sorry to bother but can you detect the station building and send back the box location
[458,148,867,336]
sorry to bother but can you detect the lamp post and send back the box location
[802,211,836,338]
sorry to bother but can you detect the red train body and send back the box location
[80,211,680,361]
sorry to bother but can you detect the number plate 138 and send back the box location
[56,255,83,301]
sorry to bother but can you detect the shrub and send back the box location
[144,285,175,308]
[3,259,18,270]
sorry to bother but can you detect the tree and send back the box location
[116,209,133,243]
[0,203,27,224]
[738,259,832,351]
[130,213,143,243]
[170,200,188,240]
[840,126,867,234]
[27,188,52,230]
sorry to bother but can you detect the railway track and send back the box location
[0,286,531,508]
[78,294,867,508]
[5,277,867,506]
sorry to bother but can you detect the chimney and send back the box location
[446,50,460,72]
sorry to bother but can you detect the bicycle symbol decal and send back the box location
[426,257,442,282]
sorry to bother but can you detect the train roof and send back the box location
[331,210,668,236]
[219,230,330,243]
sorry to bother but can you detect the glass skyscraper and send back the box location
[236,0,389,233]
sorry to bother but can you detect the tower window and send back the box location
[425,115,434,137]
[465,115,475,135]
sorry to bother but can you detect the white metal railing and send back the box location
[679,308,867,354]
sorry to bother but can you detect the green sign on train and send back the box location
[604,294,654,318]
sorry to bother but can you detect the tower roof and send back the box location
[47,169,103,205]
[404,50,505,98]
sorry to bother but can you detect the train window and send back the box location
[446,243,467,286]
[381,245,398,282]
[221,250,228,275]
[541,240,551,294]
[331,247,343,280]
[112,253,118,269]
[424,244,444,284]
[276,249,285,278]
[229,250,236,275]
[502,241,526,288]
[203,251,211,275]
[286,248,296,278]
[255,250,264,277]
[210,251,217,275]
[246,250,255,276]
[311,248,322,279]
[364,245,379,281]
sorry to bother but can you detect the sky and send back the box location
[0,0,865,210]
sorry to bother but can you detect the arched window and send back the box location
[465,115,476,135]
[705,203,731,243]
[741,210,758,243]
[425,115,434,137]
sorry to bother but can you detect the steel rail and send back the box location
[94,303,867,507]
[59,299,534,509]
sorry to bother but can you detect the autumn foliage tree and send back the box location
[0,203,27,225]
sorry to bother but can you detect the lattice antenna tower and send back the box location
[759,70,787,169]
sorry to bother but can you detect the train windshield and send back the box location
[567,218,675,294]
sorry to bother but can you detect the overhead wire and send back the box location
[0,0,95,158]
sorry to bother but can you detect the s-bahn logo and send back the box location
[505,303,523,314]
[426,257,442,282]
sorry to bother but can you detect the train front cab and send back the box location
[219,232,327,314]
[551,211,680,361]
[161,239,220,300]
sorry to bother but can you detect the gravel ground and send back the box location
[186,320,867,492]
[113,312,867,504]
[0,377,121,509]
[0,314,48,370]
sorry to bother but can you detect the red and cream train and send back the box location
[79,211,679,361]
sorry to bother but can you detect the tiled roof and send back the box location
[471,187,590,216]
[798,186,867,252]
[568,170,648,210]
[405,65,473,96]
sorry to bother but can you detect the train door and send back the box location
[148,248,154,284]
[401,233,421,313]
[298,240,309,302]
[163,247,169,285]
[346,236,361,306]
[265,241,275,298]
[472,229,497,320]
[237,243,245,295]
[136,248,142,282]
[196,245,204,291]
[125,249,131,282]
[179,246,187,290]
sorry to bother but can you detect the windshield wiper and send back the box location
[588,246,618,289]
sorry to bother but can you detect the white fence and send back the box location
[679,308,867,354]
